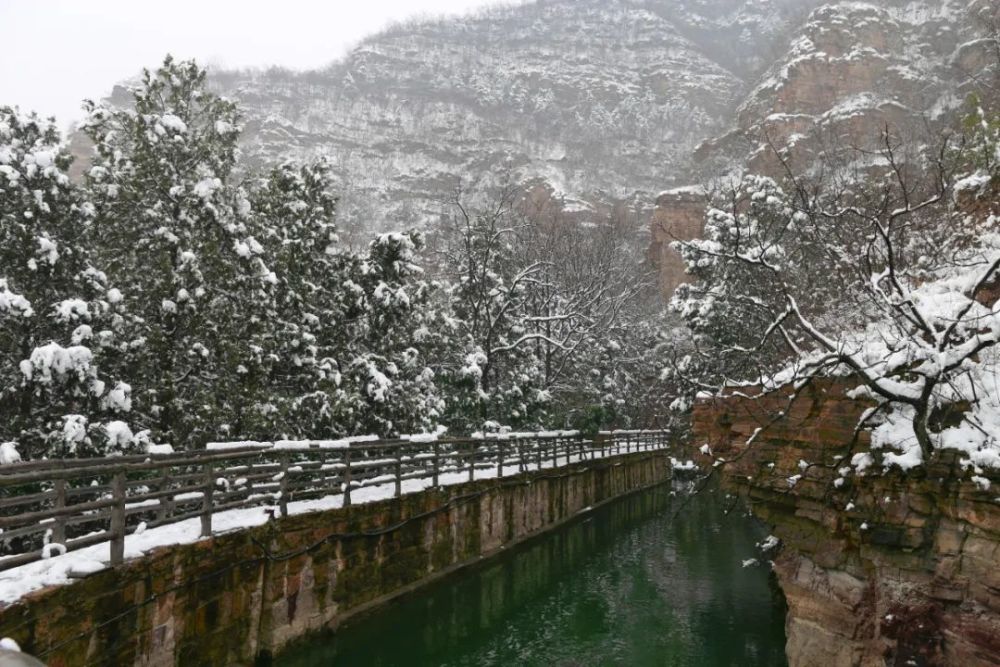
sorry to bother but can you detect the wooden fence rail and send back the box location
[0,430,670,572]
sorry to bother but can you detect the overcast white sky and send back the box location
[0,0,514,128]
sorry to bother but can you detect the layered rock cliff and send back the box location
[699,0,985,176]
[186,0,828,238]
[651,0,997,296]
[692,382,1000,666]
[81,0,994,287]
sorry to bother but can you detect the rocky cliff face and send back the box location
[647,186,707,295]
[691,382,1000,666]
[651,0,997,296]
[84,1,992,284]
[187,0,826,238]
[707,0,987,175]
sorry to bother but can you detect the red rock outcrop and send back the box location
[691,381,1000,666]
[722,0,980,177]
[648,187,707,296]
[651,0,997,296]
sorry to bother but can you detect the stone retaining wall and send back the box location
[0,451,669,667]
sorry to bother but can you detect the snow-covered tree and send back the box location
[671,172,878,384]
[438,185,551,431]
[0,108,135,458]
[961,93,1000,189]
[436,180,660,432]
[514,198,658,429]
[82,56,275,446]
[341,232,446,436]
[673,127,1000,476]
[245,161,446,439]
[1,52,674,453]
[241,160,344,438]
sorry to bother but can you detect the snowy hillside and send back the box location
[194,0,821,236]
[89,0,988,245]
[694,0,993,178]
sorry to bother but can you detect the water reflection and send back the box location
[277,481,787,667]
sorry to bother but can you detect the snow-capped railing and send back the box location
[0,430,670,572]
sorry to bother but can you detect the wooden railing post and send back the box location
[52,479,66,546]
[343,446,353,507]
[551,438,557,468]
[497,440,504,479]
[157,469,173,524]
[468,442,475,482]
[394,445,403,498]
[535,440,542,470]
[110,471,126,565]
[319,450,328,491]
[201,461,214,537]
[279,455,290,517]
[432,441,440,488]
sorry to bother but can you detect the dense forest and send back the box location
[0,58,668,461]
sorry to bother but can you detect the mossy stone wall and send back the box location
[0,451,669,667]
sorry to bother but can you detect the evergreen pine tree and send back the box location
[82,56,276,446]
[0,107,134,458]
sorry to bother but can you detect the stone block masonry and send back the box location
[0,451,670,667]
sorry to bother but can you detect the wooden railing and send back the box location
[0,430,670,573]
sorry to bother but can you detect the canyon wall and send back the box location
[691,382,1000,666]
[651,0,997,297]
[0,451,669,667]
[647,187,707,296]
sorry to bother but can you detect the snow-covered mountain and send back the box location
[694,0,995,179]
[191,0,822,237]
[90,0,993,262]
[651,0,997,295]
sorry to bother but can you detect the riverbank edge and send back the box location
[691,381,1000,666]
[0,450,671,667]
[309,475,675,641]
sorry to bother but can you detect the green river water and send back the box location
[276,482,788,667]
